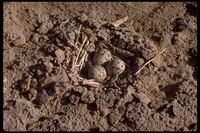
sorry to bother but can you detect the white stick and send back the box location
[110,16,129,27]
[134,48,167,75]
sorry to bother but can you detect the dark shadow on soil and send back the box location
[172,18,187,32]
[60,96,70,106]
[156,104,176,118]
[186,3,197,17]
[159,82,182,101]
[123,117,136,130]
[188,123,197,130]
[56,112,66,116]
[89,127,99,131]
[151,35,161,42]
[156,104,168,112]
[42,82,57,96]
[187,47,197,80]
[87,102,98,114]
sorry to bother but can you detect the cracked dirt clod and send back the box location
[134,92,151,105]
[36,89,49,105]
[81,91,95,104]
[108,110,121,126]
[3,48,15,62]
[88,65,107,82]
[43,61,54,73]
[97,28,110,41]
[95,90,116,110]
[69,94,80,105]
[106,58,125,76]
[72,86,87,95]
[77,12,88,22]
[93,48,112,66]
[55,49,65,63]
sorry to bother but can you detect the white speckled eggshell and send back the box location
[88,65,107,82]
[106,58,125,76]
[93,48,112,65]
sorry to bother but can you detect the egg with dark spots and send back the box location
[106,58,125,76]
[93,48,112,65]
[88,65,107,82]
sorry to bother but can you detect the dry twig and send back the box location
[81,79,102,87]
[67,20,76,30]
[60,19,80,51]
[76,36,87,61]
[109,16,129,27]
[72,36,88,72]
[76,49,88,70]
[134,48,167,75]
[26,75,32,91]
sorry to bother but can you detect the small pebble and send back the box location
[108,110,121,125]
[134,92,151,104]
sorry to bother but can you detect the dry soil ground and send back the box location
[3,2,197,131]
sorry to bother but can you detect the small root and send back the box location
[76,51,88,71]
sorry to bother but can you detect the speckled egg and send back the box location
[93,48,112,65]
[106,58,125,76]
[88,65,107,82]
